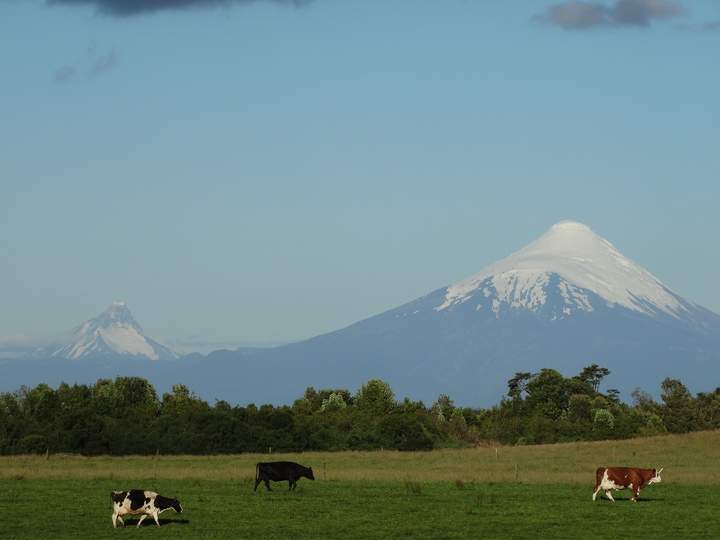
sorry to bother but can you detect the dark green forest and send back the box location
[1,365,719,454]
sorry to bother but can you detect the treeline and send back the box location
[1,366,719,454]
[478,366,720,445]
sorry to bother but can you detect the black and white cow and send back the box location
[254,461,315,491]
[111,490,183,528]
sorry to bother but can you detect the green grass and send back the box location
[0,478,717,539]
[1,431,719,539]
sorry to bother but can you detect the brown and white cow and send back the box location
[592,467,663,502]
[111,490,183,528]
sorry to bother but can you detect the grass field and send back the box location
[1,431,719,539]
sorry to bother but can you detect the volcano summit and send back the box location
[195,220,720,405]
[435,220,704,324]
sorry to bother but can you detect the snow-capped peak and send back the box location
[436,221,691,319]
[50,302,177,361]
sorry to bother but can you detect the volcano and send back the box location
[48,301,177,361]
[3,222,719,405]
[193,220,720,405]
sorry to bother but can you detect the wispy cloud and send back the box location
[0,335,39,348]
[52,45,119,83]
[676,19,720,33]
[88,49,118,78]
[699,20,720,32]
[53,64,77,84]
[168,336,295,355]
[534,0,684,30]
[47,0,313,17]
[0,334,50,358]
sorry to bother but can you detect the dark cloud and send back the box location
[534,0,684,30]
[47,0,312,17]
[611,0,682,26]
[53,64,77,83]
[534,2,608,29]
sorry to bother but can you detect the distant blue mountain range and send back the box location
[2,222,719,406]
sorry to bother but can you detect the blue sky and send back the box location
[1,0,719,351]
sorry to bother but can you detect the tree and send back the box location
[606,389,621,404]
[377,413,435,451]
[578,364,610,393]
[660,378,695,433]
[449,409,468,437]
[355,379,396,416]
[507,372,533,400]
[631,388,657,410]
[320,392,347,412]
[593,409,615,437]
[695,389,720,430]
[525,369,570,420]
[568,394,593,423]
[431,394,454,424]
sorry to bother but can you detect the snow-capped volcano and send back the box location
[435,220,696,322]
[50,301,177,361]
[4,221,718,406]
[179,219,718,405]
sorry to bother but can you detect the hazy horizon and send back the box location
[3,0,719,350]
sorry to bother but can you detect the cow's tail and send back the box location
[255,463,259,483]
[594,467,605,490]
[592,467,605,501]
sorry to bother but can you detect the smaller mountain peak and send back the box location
[104,301,131,314]
[97,301,137,328]
[49,302,177,361]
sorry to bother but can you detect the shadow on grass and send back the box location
[123,518,190,527]
[595,498,665,503]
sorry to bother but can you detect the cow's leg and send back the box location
[632,488,640,502]
[264,479,272,491]
[152,511,161,527]
[254,478,261,492]
[112,512,118,528]
[137,514,148,528]
[604,490,615,502]
[592,485,602,501]
[117,516,125,527]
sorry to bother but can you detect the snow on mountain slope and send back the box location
[436,220,693,320]
[4,221,719,406]
[50,301,177,361]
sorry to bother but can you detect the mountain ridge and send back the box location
[2,221,719,405]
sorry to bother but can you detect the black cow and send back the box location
[254,461,315,491]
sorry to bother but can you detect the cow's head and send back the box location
[648,468,663,485]
[305,467,315,481]
[155,495,183,513]
[110,491,127,504]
